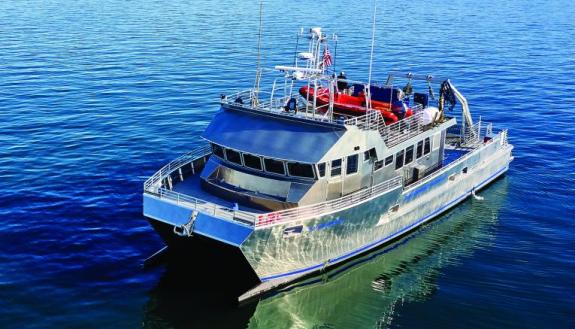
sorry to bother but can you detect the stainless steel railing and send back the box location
[143,144,405,228]
[156,187,256,225]
[446,120,487,146]
[221,90,335,124]
[254,175,403,227]
[144,144,212,191]
[379,111,426,147]
[143,145,260,226]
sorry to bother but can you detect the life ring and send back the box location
[285,97,297,113]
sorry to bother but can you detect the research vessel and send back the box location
[142,28,513,301]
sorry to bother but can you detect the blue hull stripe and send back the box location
[261,165,508,282]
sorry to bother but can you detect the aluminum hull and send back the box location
[145,138,512,298]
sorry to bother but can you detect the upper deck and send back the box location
[220,87,432,149]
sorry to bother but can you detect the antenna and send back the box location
[253,2,263,107]
[366,2,377,110]
[367,2,377,87]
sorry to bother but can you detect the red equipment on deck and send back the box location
[299,86,412,124]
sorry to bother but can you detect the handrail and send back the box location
[406,129,508,190]
[380,111,425,147]
[156,187,256,225]
[446,120,485,146]
[143,144,258,226]
[255,175,403,228]
[221,90,337,125]
[143,144,212,191]
[143,145,405,228]
[344,105,427,147]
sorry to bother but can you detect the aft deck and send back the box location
[443,148,471,166]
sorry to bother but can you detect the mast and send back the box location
[366,3,377,110]
[252,2,263,107]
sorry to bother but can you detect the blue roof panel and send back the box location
[202,108,345,163]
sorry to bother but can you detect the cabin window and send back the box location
[395,150,404,170]
[287,162,315,179]
[317,163,326,177]
[347,154,359,174]
[225,149,242,165]
[364,148,377,162]
[212,144,225,159]
[424,137,431,155]
[462,167,468,174]
[405,146,414,165]
[416,141,423,158]
[331,159,342,177]
[374,160,384,171]
[264,158,285,175]
[243,153,262,171]
[385,155,394,166]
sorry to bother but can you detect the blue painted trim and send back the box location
[262,263,325,281]
[260,165,508,282]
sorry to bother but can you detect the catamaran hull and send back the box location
[144,138,512,300]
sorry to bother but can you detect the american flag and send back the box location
[322,46,333,67]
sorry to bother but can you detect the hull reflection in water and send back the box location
[246,178,508,329]
[142,178,507,329]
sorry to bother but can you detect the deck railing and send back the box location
[143,145,258,226]
[254,175,403,227]
[156,187,257,225]
[222,89,429,138]
[446,120,486,146]
[144,144,405,228]
[221,90,336,124]
[380,111,425,147]
[344,104,426,147]
[407,129,509,191]
[144,144,212,191]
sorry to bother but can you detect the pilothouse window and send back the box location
[243,153,262,170]
[225,149,242,165]
[264,158,285,175]
[212,144,224,159]
[287,162,315,178]
[317,163,326,177]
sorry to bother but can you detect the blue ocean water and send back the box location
[1,0,575,328]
